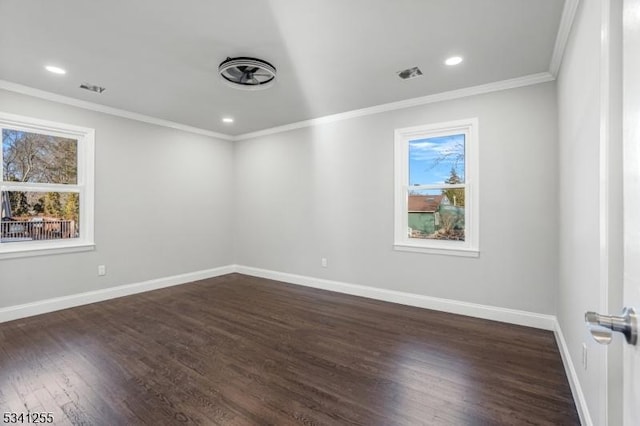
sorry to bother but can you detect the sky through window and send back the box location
[409,134,465,186]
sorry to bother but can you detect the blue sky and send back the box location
[409,134,465,186]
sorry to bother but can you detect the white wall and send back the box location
[557,0,623,424]
[0,19,613,419]
[0,89,235,308]
[234,82,558,314]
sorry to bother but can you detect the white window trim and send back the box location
[394,118,479,257]
[0,111,95,259]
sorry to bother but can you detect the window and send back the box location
[394,118,478,257]
[0,112,94,258]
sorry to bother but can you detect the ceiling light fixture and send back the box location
[45,65,66,75]
[218,57,276,90]
[445,56,463,66]
[222,117,234,123]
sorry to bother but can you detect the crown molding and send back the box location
[549,0,580,76]
[0,80,233,141]
[0,72,556,143]
[234,72,555,141]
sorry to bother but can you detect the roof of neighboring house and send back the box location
[408,195,447,213]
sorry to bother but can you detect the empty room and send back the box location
[1,0,639,425]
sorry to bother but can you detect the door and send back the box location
[588,1,640,423]
[623,0,640,423]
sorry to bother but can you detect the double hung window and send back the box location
[394,118,478,256]
[0,112,95,258]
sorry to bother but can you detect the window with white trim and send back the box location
[394,118,479,257]
[0,112,95,258]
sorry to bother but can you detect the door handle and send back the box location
[585,307,637,345]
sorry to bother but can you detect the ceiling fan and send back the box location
[218,57,277,90]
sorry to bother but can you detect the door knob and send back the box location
[584,307,637,345]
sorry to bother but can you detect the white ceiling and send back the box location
[0,0,565,136]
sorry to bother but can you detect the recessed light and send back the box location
[222,117,234,124]
[45,65,66,75]
[445,56,463,66]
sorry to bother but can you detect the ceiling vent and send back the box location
[80,82,106,93]
[218,57,277,90]
[397,66,423,80]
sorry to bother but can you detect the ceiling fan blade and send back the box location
[252,71,272,77]
[226,67,243,79]
[240,71,252,84]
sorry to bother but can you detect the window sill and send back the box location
[393,243,479,258]
[0,242,95,260]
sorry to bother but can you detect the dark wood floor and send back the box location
[0,273,578,425]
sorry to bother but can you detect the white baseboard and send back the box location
[553,319,592,426]
[0,263,556,330]
[234,265,556,330]
[0,265,235,323]
[238,265,592,422]
[0,263,588,423]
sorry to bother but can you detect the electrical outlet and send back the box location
[98,265,107,276]
[582,343,587,370]
[321,258,328,268]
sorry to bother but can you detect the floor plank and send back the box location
[0,273,579,425]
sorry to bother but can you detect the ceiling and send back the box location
[0,0,565,136]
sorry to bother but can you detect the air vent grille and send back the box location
[397,67,423,80]
[80,83,106,93]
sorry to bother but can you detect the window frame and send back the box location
[394,118,479,257]
[0,112,95,259]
